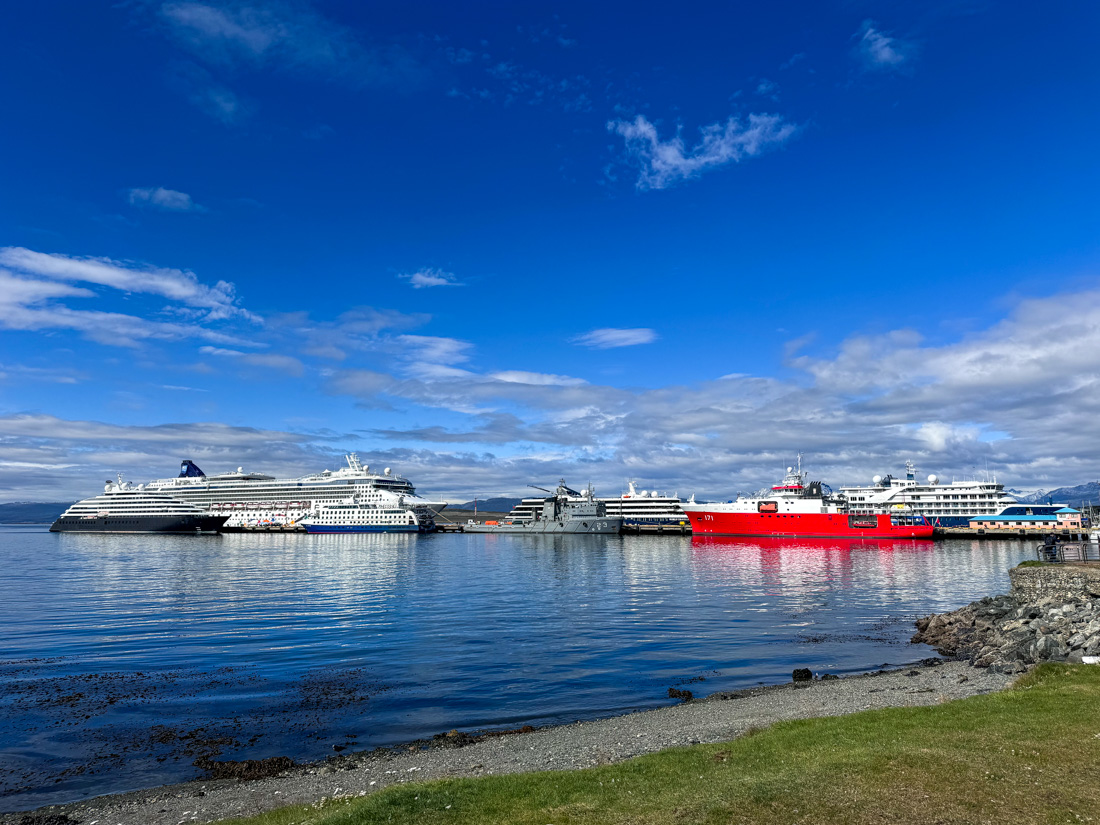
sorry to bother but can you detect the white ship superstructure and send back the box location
[839,461,1018,527]
[144,454,445,529]
[602,482,687,527]
[507,481,687,529]
[51,475,228,534]
[301,490,436,533]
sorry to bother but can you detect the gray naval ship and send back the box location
[464,480,623,534]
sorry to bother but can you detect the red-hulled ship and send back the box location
[682,457,934,539]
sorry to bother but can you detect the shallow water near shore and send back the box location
[0,525,1031,811]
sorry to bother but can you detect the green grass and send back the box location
[1016,559,1047,567]
[219,664,1100,825]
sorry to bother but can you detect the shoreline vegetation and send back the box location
[218,663,1099,825]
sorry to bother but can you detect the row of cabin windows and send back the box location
[315,511,409,518]
[68,518,182,524]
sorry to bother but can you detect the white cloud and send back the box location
[855,21,912,71]
[570,328,658,349]
[490,371,587,386]
[0,413,328,501]
[0,247,254,321]
[405,363,477,381]
[0,361,85,385]
[0,247,260,348]
[0,270,95,305]
[265,306,430,362]
[397,334,473,364]
[0,302,253,348]
[199,345,304,375]
[162,2,280,57]
[9,269,1100,501]
[755,78,779,98]
[318,284,1100,496]
[171,60,250,124]
[609,113,797,190]
[159,1,420,87]
[127,187,206,212]
[779,53,806,70]
[399,268,462,289]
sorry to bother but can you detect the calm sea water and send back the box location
[0,525,1031,810]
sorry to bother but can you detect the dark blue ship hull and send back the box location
[49,514,229,533]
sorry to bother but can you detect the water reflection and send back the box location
[0,526,1033,811]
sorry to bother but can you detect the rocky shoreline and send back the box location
[3,661,1014,825]
[912,563,1100,672]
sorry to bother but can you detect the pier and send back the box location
[933,527,1093,541]
[431,510,692,534]
[620,522,691,535]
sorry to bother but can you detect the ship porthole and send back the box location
[582,522,588,527]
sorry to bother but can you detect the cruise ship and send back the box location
[838,461,1019,527]
[51,475,228,534]
[143,454,445,529]
[505,481,687,530]
[301,491,437,533]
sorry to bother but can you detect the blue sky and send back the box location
[2,1,1099,501]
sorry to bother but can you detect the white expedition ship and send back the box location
[144,454,445,529]
[838,460,1018,527]
[301,492,437,533]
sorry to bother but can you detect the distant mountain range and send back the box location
[1013,482,1100,509]
[455,497,522,512]
[0,502,70,523]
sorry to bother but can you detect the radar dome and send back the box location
[928,474,938,484]
[640,490,649,497]
[384,467,391,476]
[872,475,882,484]
[787,467,793,473]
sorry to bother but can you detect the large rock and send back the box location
[912,574,1100,670]
[1028,635,1067,661]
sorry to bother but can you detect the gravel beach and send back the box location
[4,660,1015,825]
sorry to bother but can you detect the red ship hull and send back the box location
[682,509,934,539]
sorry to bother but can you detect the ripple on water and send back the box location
[0,526,1031,810]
